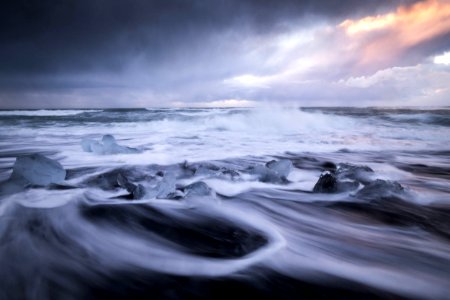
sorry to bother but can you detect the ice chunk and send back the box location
[183,181,219,206]
[132,184,146,199]
[194,165,220,176]
[219,169,240,180]
[0,179,28,196]
[9,154,66,186]
[117,173,145,200]
[156,172,176,199]
[81,135,140,155]
[184,181,214,197]
[102,136,139,154]
[81,138,106,154]
[266,159,293,178]
[248,165,286,183]
[90,141,105,154]
[117,173,136,192]
[248,159,293,183]
[355,179,405,201]
[102,134,116,147]
[336,163,374,185]
[251,165,280,183]
[81,138,96,152]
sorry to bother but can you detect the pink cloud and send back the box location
[339,0,450,70]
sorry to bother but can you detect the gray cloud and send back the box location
[1,0,444,108]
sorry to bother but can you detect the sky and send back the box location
[1,0,450,108]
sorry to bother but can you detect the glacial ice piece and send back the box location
[132,184,146,199]
[117,173,136,192]
[156,172,176,199]
[336,163,374,185]
[0,178,28,196]
[81,138,96,152]
[102,134,116,147]
[81,138,105,154]
[249,160,293,184]
[266,159,293,178]
[1,154,66,196]
[183,181,214,197]
[117,173,145,200]
[337,180,360,192]
[250,165,281,183]
[90,141,105,154]
[81,135,140,155]
[182,161,240,181]
[194,164,220,176]
[355,179,405,201]
[220,169,240,180]
[10,154,66,186]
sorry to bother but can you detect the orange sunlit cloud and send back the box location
[340,13,396,35]
[339,0,450,69]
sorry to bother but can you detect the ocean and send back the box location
[0,107,449,299]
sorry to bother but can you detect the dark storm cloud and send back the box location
[2,0,446,108]
[0,0,417,75]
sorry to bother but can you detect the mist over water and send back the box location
[1,107,450,299]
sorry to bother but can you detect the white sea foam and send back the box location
[0,106,449,169]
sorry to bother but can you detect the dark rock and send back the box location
[312,162,375,193]
[313,172,338,193]
[322,161,337,172]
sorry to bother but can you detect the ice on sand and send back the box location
[266,159,293,178]
[156,172,177,199]
[81,134,140,155]
[11,154,66,186]
[1,154,66,195]
[249,159,293,183]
